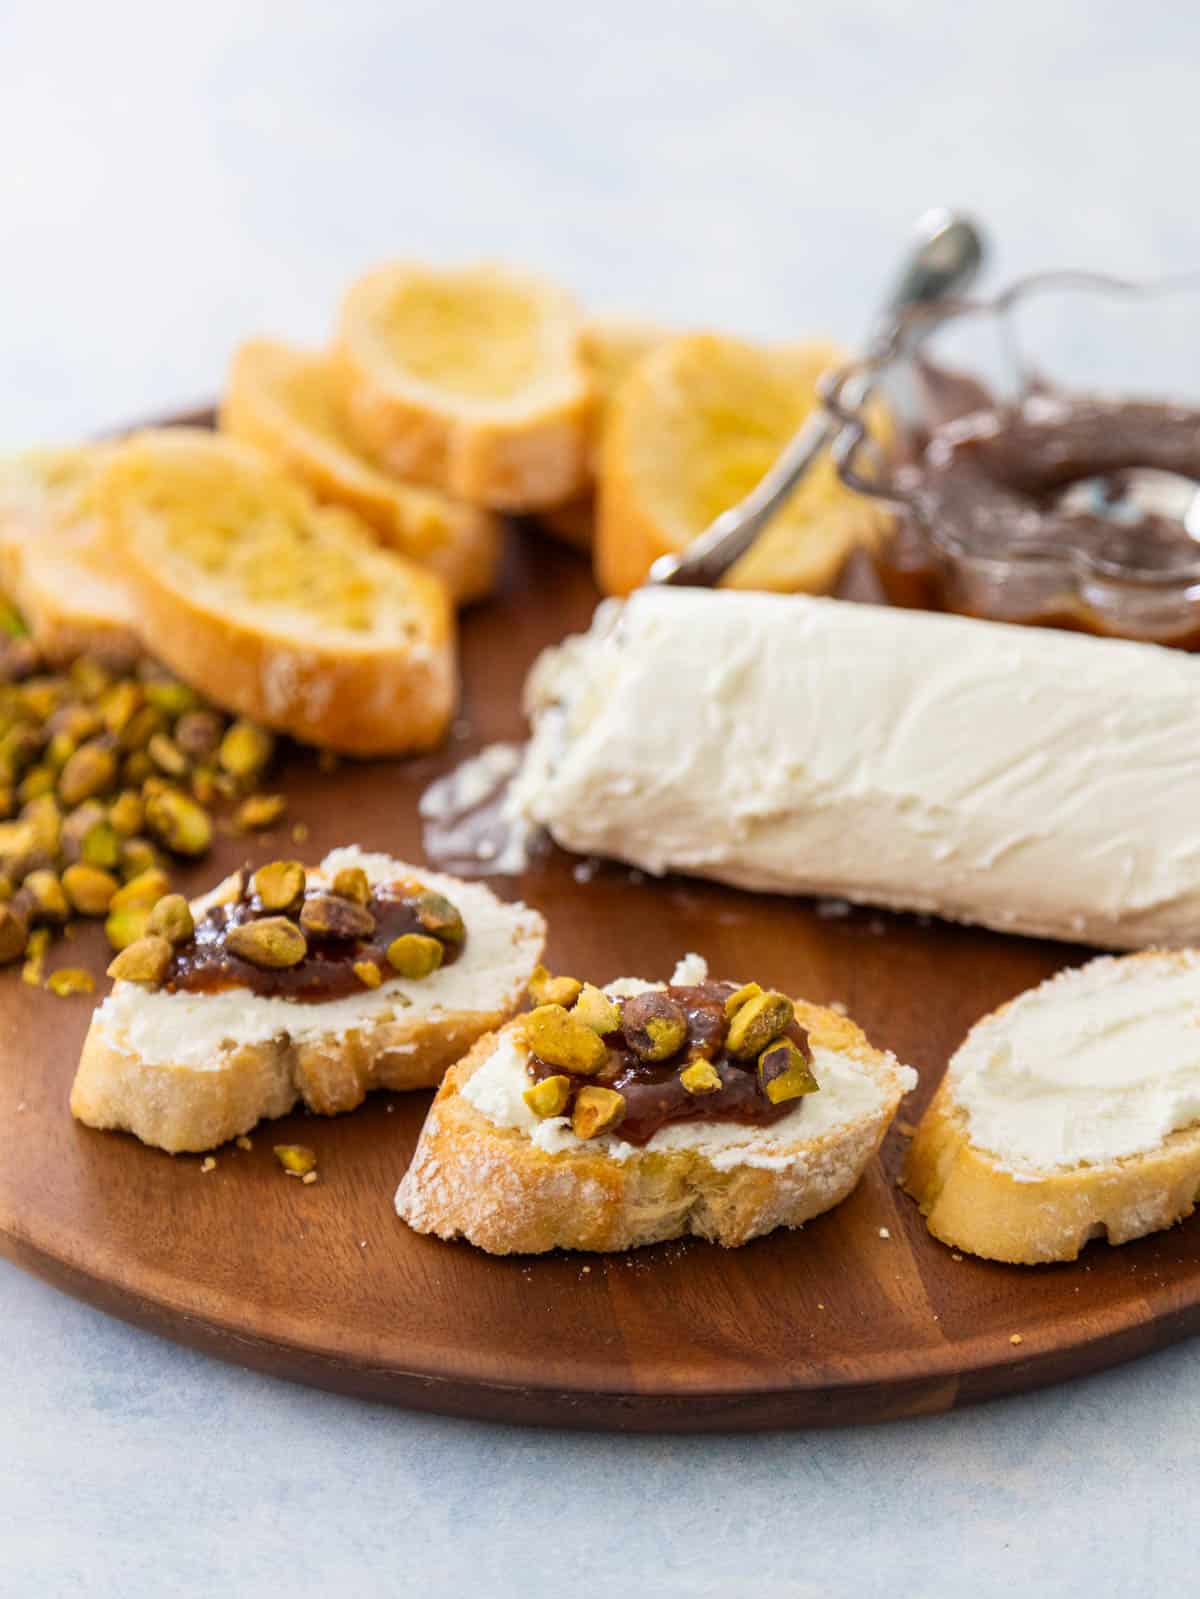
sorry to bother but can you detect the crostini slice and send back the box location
[95,428,456,756]
[396,957,916,1253]
[334,261,595,511]
[0,446,141,664]
[595,331,892,596]
[220,338,502,605]
[70,847,546,1153]
[905,950,1200,1264]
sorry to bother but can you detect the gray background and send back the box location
[2,2,1197,1593]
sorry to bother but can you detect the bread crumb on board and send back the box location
[1009,1333,1024,1346]
[878,1227,891,1239]
[200,1156,216,1173]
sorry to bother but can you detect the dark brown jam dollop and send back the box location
[528,982,813,1146]
[166,875,464,1002]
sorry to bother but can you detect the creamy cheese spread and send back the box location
[950,951,1200,1171]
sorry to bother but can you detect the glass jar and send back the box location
[824,270,1200,646]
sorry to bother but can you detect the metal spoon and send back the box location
[648,209,986,587]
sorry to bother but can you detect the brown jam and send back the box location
[877,385,1200,645]
[166,879,463,1002]
[528,982,810,1146]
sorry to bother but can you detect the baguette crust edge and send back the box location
[903,1078,1200,1264]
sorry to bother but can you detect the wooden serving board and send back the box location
[3,450,1200,1430]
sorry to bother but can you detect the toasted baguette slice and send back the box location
[220,339,501,605]
[396,978,916,1254]
[538,314,664,550]
[596,332,892,595]
[96,428,456,754]
[334,261,595,511]
[904,952,1200,1264]
[70,848,546,1154]
[0,447,141,663]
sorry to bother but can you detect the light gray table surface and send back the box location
[3,2,1198,1593]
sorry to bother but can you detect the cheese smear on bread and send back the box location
[950,951,1200,1171]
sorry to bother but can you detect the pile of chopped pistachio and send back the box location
[0,607,290,992]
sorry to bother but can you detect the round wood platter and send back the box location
[4,441,1200,1430]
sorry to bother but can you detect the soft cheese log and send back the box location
[511,590,1200,949]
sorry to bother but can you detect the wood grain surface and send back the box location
[2,426,1199,1429]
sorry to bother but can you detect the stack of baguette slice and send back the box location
[221,339,501,605]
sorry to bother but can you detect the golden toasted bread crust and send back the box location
[904,1077,1200,1265]
[395,1000,913,1254]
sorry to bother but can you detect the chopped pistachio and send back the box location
[62,863,119,916]
[235,792,286,831]
[23,869,69,924]
[144,892,194,945]
[252,860,306,914]
[107,790,143,837]
[724,982,763,1019]
[47,967,95,997]
[680,1060,722,1095]
[147,732,188,777]
[99,679,143,736]
[757,1037,819,1104]
[21,926,50,986]
[274,1144,317,1178]
[726,992,795,1060]
[121,750,153,787]
[528,964,582,1008]
[18,765,56,801]
[523,1074,571,1118]
[385,932,444,979]
[106,933,173,985]
[621,991,688,1062]
[119,838,161,880]
[331,866,370,905]
[145,786,212,855]
[173,709,223,759]
[523,1003,609,1074]
[218,720,274,778]
[143,677,198,718]
[572,983,621,1035]
[571,1085,625,1140]
[104,905,152,952]
[57,741,118,806]
[413,890,465,945]
[80,821,120,870]
[117,704,164,753]
[300,893,375,940]
[353,958,382,989]
[226,916,307,969]
[21,794,62,854]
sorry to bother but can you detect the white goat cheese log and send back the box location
[511,589,1200,949]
